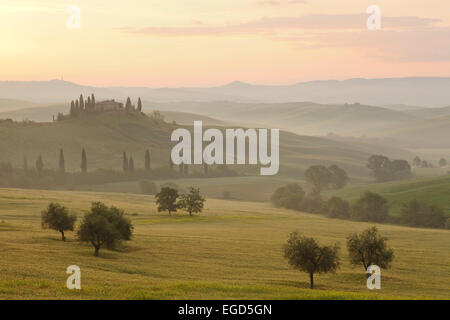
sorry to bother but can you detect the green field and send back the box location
[0,188,448,299]
[64,176,299,202]
[325,174,450,217]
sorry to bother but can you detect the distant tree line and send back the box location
[271,182,449,229]
[413,156,448,169]
[367,155,412,182]
[0,146,239,189]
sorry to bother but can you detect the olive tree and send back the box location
[178,187,206,216]
[155,187,179,216]
[283,232,340,289]
[347,226,394,277]
[77,202,133,256]
[41,203,77,241]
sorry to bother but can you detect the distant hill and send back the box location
[145,100,450,146]
[325,175,450,217]
[144,101,417,136]
[0,99,40,112]
[1,77,450,106]
[205,78,450,107]
[159,111,228,126]
[0,103,227,125]
[3,97,449,148]
[368,114,450,147]
[0,103,67,122]
[0,111,413,178]
[406,106,450,118]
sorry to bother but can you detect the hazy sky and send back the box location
[1,0,450,86]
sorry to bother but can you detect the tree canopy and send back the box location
[351,192,389,222]
[77,202,133,256]
[400,200,447,229]
[41,203,77,241]
[155,187,179,216]
[178,187,206,216]
[367,155,411,182]
[283,232,340,289]
[271,183,305,210]
[347,226,394,274]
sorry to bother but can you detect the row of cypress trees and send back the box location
[28,148,152,173]
[122,150,150,172]
[28,149,207,176]
[69,94,97,117]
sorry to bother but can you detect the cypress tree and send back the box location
[79,94,84,111]
[137,98,143,112]
[87,96,91,110]
[70,100,75,117]
[125,97,132,111]
[145,149,151,170]
[129,156,135,172]
[75,100,79,115]
[123,152,129,172]
[59,149,65,173]
[81,148,87,173]
[91,93,95,106]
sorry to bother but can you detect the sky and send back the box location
[1,0,450,87]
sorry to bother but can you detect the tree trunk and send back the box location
[309,273,314,289]
[94,246,99,257]
[61,231,66,241]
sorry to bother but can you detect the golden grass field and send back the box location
[0,188,449,300]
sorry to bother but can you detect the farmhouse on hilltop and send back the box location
[95,99,123,111]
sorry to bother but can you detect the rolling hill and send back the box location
[367,114,450,148]
[0,103,67,122]
[0,98,40,112]
[0,110,414,178]
[0,188,448,299]
[145,101,417,136]
[325,174,450,217]
[142,100,450,147]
